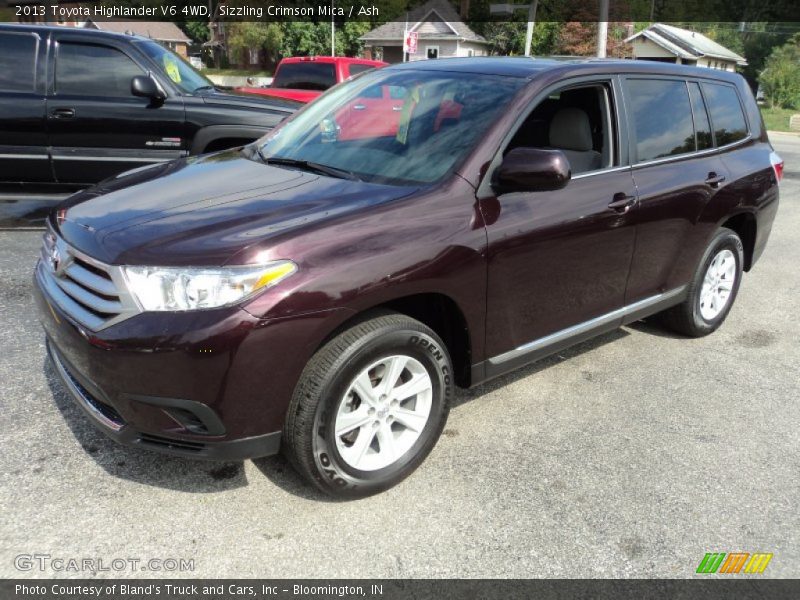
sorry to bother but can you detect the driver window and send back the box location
[506,83,617,175]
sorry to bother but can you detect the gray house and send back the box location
[625,24,746,72]
[360,0,490,64]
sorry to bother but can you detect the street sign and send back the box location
[404,31,419,55]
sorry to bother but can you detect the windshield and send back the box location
[258,68,526,186]
[135,41,215,94]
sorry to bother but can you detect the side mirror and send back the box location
[131,75,166,101]
[492,147,571,194]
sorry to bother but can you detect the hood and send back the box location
[55,149,417,266]
[200,88,301,113]
[235,87,321,104]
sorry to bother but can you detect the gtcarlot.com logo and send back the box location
[14,553,195,574]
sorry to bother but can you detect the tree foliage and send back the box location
[759,34,800,108]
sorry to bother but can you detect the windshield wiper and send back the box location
[259,153,362,182]
[192,85,217,94]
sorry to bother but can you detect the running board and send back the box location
[472,286,687,384]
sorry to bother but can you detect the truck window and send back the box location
[56,42,145,97]
[272,63,336,91]
[626,79,695,162]
[701,83,748,146]
[348,64,375,77]
[0,32,37,93]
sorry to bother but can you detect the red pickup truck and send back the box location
[237,56,387,103]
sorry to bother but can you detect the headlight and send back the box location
[122,261,296,311]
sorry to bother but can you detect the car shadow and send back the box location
[625,318,688,340]
[43,323,660,501]
[452,328,630,408]
[44,358,248,493]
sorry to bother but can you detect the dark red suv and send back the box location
[34,58,781,498]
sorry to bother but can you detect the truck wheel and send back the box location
[660,227,744,337]
[283,313,452,498]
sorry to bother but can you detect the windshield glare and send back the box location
[136,41,214,94]
[258,69,526,185]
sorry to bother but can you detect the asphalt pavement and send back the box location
[0,135,798,579]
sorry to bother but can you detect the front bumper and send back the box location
[33,260,347,461]
[46,339,281,460]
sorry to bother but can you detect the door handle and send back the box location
[705,172,726,187]
[352,104,367,111]
[50,108,75,119]
[608,193,636,213]
[392,106,403,111]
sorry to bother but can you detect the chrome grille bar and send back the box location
[64,262,117,296]
[38,229,141,331]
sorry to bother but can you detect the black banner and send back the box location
[3,579,800,600]
[3,0,800,23]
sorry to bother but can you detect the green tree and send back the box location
[226,22,284,67]
[759,35,800,108]
[180,21,210,44]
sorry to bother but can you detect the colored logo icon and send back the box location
[696,552,773,574]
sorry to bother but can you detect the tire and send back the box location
[659,227,744,337]
[283,312,453,498]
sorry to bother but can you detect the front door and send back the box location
[46,34,186,185]
[481,79,638,376]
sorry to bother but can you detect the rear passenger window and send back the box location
[688,82,713,151]
[0,32,38,93]
[626,79,695,162]
[56,42,144,97]
[702,83,748,146]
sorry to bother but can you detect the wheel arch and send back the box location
[317,293,474,389]
[190,125,271,155]
[720,211,757,271]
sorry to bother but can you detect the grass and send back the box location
[203,68,272,77]
[759,106,799,133]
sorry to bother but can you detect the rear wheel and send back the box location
[660,227,744,337]
[283,313,453,498]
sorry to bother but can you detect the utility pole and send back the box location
[331,0,335,56]
[597,0,609,58]
[524,0,538,57]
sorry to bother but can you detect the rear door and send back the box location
[623,76,730,303]
[46,32,186,185]
[0,29,51,184]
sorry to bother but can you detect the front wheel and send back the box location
[659,227,744,337]
[283,313,453,498]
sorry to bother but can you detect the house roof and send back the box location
[626,23,747,65]
[360,0,488,44]
[84,20,190,43]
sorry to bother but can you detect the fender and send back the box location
[190,125,272,155]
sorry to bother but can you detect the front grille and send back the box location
[39,229,140,331]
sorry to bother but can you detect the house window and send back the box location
[426,46,439,60]
[467,49,474,57]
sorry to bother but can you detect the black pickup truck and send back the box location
[0,24,299,192]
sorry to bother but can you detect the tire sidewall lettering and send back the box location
[311,329,452,494]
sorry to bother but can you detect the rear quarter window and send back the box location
[701,82,748,146]
[626,78,695,162]
[0,32,38,93]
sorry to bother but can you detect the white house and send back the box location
[625,24,746,72]
[360,0,490,64]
